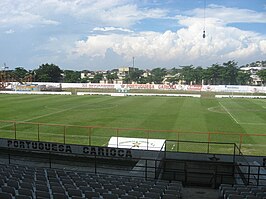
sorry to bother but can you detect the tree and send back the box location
[91,73,103,83]
[151,68,166,84]
[236,71,251,85]
[194,67,203,84]
[257,70,266,85]
[223,61,238,85]
[180,65,195,85]
[106,72,118,83]
[12,67,28,79]
[129,69,143,83]
[63,70,81,83]
[35,63,62,82]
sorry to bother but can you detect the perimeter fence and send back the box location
[0,120,265,156]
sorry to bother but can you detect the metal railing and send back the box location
[1,120,265,156]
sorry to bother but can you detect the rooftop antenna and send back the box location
[203,0,206,38]
[132,56,135,68]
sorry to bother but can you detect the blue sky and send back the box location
[0,0,266,71]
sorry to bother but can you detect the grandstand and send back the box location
[1,134,266,198]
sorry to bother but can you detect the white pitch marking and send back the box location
[238,122,266,126]
[219,102,239,124]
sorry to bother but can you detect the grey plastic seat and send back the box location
[104,184,116,190]
[128,190,143,197]
[20,182,34,190]
[133,187,149,193]
[7,180,19,189]
[145,192,160,199]
[0,192,12,199]
[14,195,32,199]
[84,191,100,198]
[162,193,180,199]
[89,182,102,189]
[18,188,33,198]
[118,185,132,192]
[111,188,126,197]
[79,186,93,193]
[102,193,119,199]
[52,193,68,199]
[35,184,49,192]
[246,196,259,199]
[227,194,245,199]
[120,195,137,199]
[35,190,51,199]
[2,186,16,196]
[51,186,66,194]
[67,188,82,197]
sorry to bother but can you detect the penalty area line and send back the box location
[219,102,239,124]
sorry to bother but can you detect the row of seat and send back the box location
[0,163,183,199]
[219,183,266,199]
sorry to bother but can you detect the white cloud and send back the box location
[188,4,266,24]
[73,16,266,66]
[93,27,133,33]
[0,0,167,29]
[4,29,15,34]
[260,40,266,54]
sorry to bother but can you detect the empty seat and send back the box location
[128,190,143,197]
[51,186,65,194]
[2,186,16,196]
[71,197,83,199]
[149,188,162,194]
[35,184,49,192]
[133,187,149,193]
[14,195,32,199]
[236,187,250,194]
[246,196,259,199]
[89,182,102,189]
[7,180,19,189]
[120,195,137,199]
[102,193,119,199]
[52,193,68,199]
[35,190,51,199]
[111,189,126,197]
[257,192,266,198]
[0,192,12,199]
[145,192,160,199]
[67,188,82,197]
[79,186,93,193]
[0,178,5,186]
[162,194,179,199]
[84,191,100,198]
[74,181,87,187]
[164,189,182,197]
[96,188,109,195]
[20,182,33,190]
[227,194,245,199]
[104,184,116,190]
[118,185,132,192]
[18,188,33,198]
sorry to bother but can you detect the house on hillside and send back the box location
[240,66,266,85]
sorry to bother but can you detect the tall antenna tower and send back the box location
[132,57,135,68]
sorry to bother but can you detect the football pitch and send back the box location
[0,94,266,155]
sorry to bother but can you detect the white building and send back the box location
[240,66,266,85]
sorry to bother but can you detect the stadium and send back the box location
[0,81,266,199]
[1,0,266,199]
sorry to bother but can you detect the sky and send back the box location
[0,0,266,71]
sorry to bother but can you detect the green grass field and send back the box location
[0,94,266,155]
